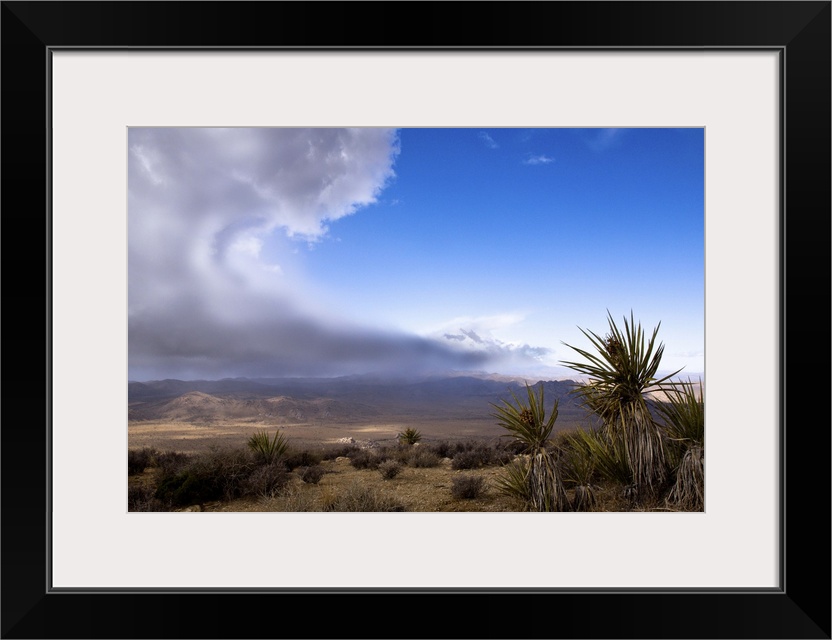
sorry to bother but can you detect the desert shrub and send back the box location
[408,448,442,468]
[451,475,486,500]
[299,464,325,485]
[349,449,381,470]
[451,450,484,470]
[245,463,292,498]
[378,460,403,480]
[320,443,360,460]
[247,429,289,465]
[284,450,322,471]
[128,447,159,475]
[427,440,455,459]
[128,484,168,511]
[502,439,528,456]
[381,443,416,465]
[465,441,514,467]
[153,450,190,474]
[398,427,422,445]
[488,442,517,466]
[155,447,256,506]
[269,484,319,512]
[322,483,405,512]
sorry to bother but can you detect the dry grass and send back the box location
[130,455,688,513]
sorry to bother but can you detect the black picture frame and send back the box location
[2,2,829,638]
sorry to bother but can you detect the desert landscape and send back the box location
[126,128,704,514]
[128,374,586,453]
[128,369,704,513]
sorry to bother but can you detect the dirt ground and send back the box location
[128,417,528,455]
[127,419,610,513]
[129,449,542,512]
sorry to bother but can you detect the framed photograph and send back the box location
[3,2,829,638]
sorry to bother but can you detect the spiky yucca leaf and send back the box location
[655,379,704,458]
[491,385,569,511]
[398,427,423,445]
[494,457,533,508]
[566,427,632,485]
[247,429,289,465]
[656,379,704,510]
[490,383,558,454]
[561,312,676,493]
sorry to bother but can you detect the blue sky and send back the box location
[128,127,703,381]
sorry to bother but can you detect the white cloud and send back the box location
[425,313,553,369]
[478,131,499,149]
[128,128,516,380]
[524,154,554,165]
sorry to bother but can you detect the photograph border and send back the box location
[3,2,829,638]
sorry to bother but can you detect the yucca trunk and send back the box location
[667,445,704,510]
[528,450,570,512]
[614,408,667,495]
[571,484,597,512]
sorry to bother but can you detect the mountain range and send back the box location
[127,372,591,427]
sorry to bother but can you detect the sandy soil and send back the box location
[128,417,529,455]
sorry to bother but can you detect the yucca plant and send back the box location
[398,427,422,445]
[561,431,599,511]
[493,457,533,508]
[490,383,570,512]
[655,379,704,510]
[565,427,632,486]
[561,311,682,498]
[247,429,289,465]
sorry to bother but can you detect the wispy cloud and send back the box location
[478,131,499,149]
[585,128,623,151]
[428,314,552,371]
[524,154,554,165]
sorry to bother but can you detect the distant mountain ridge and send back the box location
[128,373,587,426]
